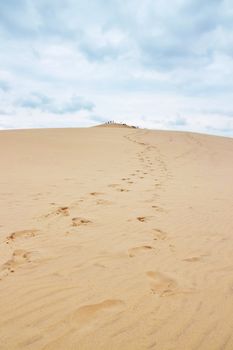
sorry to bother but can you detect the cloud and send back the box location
[17,93,94,114]
[18,93,52,109]
[168,116,187,126]
[0,108,11,115]
[0,80,10,92]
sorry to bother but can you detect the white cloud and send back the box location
[16,93,94,114]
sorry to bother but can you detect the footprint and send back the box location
[45,206,70,218]
[6,229,38,243]
[152,229,167,240]
[147,271,177,296]
[72,217,92,227]
[96,199,112,205]
[116,188,129,192]
[56,206,70,216]
[128,245,154,257]
[89,192,103,196]
[147,271,193,296]
[183,257,201,262]
[151,206,164,212]
[169,244,176,252]
[137,216,149,222]
[70,299,124,324]
[0,250,31,279]
[108,184,120,188]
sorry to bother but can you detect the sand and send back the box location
[0,126,233,349]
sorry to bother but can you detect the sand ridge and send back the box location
[0,127,233,349]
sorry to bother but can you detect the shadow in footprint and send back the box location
[137,216,149,223]
[89,192,104,196]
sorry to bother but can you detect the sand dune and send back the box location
[0,126,233,349]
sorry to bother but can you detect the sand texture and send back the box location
[0,126,233,349]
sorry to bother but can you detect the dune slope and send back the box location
[0,127,233,349]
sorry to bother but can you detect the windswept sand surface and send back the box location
[0,127,233,349]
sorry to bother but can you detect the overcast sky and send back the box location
[1,0,233,136]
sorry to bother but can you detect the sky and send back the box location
[1,0,233,136]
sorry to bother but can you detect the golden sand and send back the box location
[0,126,233,349]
